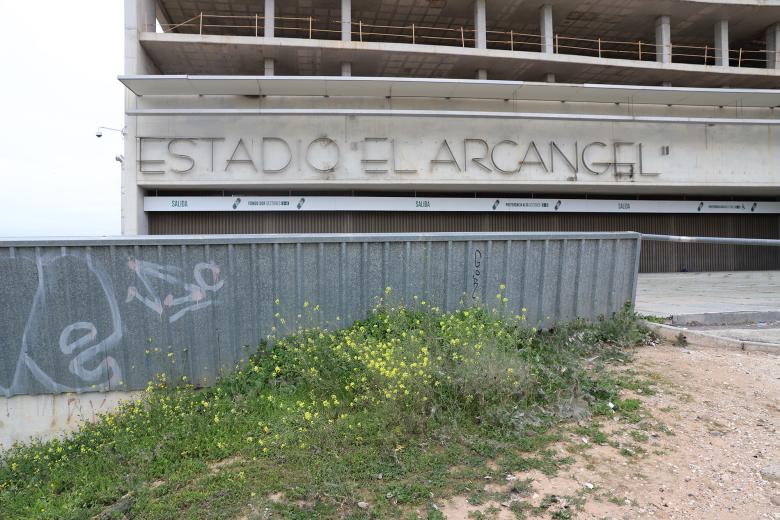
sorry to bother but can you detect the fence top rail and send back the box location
[641,234,780,246]
[0,232,641,248]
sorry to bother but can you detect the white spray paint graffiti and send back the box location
[0,253,225,397]
[1,253,123,396]
[125,259,224,323]
[58,322,122,389]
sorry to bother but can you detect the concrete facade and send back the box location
[123,0,157,235]
[131,112,780,193]
[121,0,780,240]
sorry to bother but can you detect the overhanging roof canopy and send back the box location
[118,75,780,108]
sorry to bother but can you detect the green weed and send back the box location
[0,298,651,519]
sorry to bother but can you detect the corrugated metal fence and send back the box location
[148,212,780,272]
[0,232,640,396]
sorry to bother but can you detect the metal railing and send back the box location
[159,13,778,68]
[641,234,780,247]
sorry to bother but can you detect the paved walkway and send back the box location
[636,271,780,316]
[636,271,780,348]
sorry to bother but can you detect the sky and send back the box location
[0,1,124,237]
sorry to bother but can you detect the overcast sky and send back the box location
[0,1,124,237]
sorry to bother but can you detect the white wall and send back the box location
[133,114,780,194]
[0,391,141,449]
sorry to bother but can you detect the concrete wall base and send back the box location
[670,310,780,327]
[644,321,780,354]
[0,391,142,450]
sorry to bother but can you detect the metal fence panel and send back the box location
[0,232,640,396]
[148,212,780,272]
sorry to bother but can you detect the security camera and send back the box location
[96,129,103,138]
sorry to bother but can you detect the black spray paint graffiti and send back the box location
[0,253,224,397]
[471,249,482,299]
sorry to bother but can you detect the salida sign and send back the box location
[138,136,658,179]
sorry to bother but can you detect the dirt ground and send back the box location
[442,342,780,520]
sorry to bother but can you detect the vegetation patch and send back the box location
[0,295,653,519]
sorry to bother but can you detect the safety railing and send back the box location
[641,234,780,246]
[159,13,778,68]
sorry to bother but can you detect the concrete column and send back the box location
[545,73,556,83]
[342,0,352,41]
[476,69,487,80]
[341,0,352,76]
[124,0,158,74]
[474,0,486,49]
[655,15,671,63]
[540,5,554,54]
[767,23,780,69]
[122,0,158,236]
[714,20,729,66]
[264,0,275,75]
[264,0,274,38]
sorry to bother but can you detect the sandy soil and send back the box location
[441,342,780,519]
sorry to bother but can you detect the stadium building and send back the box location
[122,0,780,271]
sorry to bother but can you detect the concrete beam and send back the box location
[656,15,671,64]
[768,23,780,69]
[264,0,274,38]
[714,20,729,66]
[474,0,486,49]
[540,5,554,54]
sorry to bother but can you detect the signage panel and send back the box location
[144,196,780,214]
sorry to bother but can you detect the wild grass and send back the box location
[0,295,652,519]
